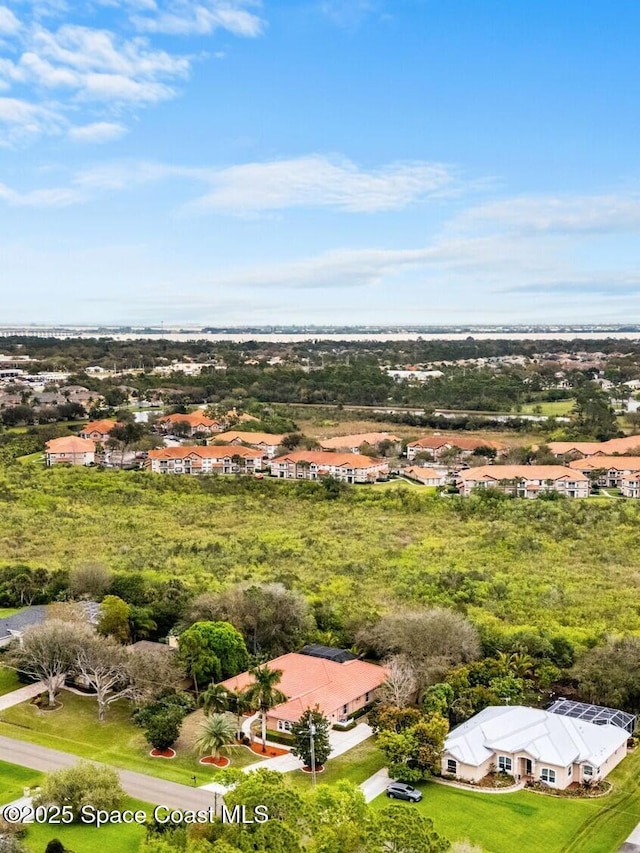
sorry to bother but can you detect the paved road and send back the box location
[0,735,224,812]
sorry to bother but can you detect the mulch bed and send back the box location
[247,742,290,758]
[301,765,325,774]
[149,748,177,759]
[199,756,230,767]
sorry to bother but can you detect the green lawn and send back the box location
[23,796,149,853]
[0,692,262,786]
[0,760,42,804]
[17,451,45,464]
[518,399,575,416]
[374,747,640,853]
[0,666,22,696]
[0,607,23,619]
[286,737,385,791]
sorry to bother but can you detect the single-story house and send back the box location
[458,465,589,498]
[45,436,96,467]
[270,451,389,483]
[212,431,286,458]
[220,648,389,732]
[401,466,447,486]
[406,435,504,463]
[79,419,120,445]
[546,436,640,459]
[147,445,264,475]
[318,432,402,454]
[0,602,101,648]
[442,705,629,789]
[568,456,640,487]
[157,412,221,436]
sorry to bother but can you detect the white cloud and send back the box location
[459,192,640,234]
[0,96,64,144]
[188,155,458,213]
[0,6,21,35]
[132,1,264,37]
[68,120,127,142]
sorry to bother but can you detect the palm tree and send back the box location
[231,689,254,738]
[201,683,229,716]
[194,713,238,765]
[243,664,287,753]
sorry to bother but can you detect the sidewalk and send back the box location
[0,681,44,712]
[619,823,640,852]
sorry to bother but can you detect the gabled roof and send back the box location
[402,466,444,481]
[46,436,96,454]
[80,419,118,435]
[459,465,588,483]
[445,706,628,768]
[569,456,640,472]
[548,436,640,457]
[271,450,385,468]
[319,432,401,450]
[148,444,263,460]
[220,652,388,722]
[408,435,503,451]
[214,431,286,446]
[159,413,220,428]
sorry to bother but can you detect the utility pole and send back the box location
[309,722,317,787]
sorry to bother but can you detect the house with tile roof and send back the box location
[79,419,120,445]
[401,466,448,486]
[148,445,264,475]
[406,435,504,463]
[318,432,401,454]
[568,456,640,488]
[220,651,389,732]
[442,706,629,789]
[157,412,222,436]
[45,436,96,467]
[458,465,589,498]
[270,450,389,483]
[212,431,287,458]
[546,436,640,459]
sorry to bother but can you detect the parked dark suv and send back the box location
[385,782,423,802]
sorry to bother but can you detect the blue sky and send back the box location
[1,0,640,325]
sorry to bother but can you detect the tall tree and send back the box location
[97,595,131,643]
[291,706,332,770]
[74,637,135,721]
[243,664,287,753]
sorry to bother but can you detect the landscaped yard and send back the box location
[0,692,263,786]
[286,737,385,791]
[374,747,640,853]
[0,665,22,696]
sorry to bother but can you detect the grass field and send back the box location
[17,451,44,464]
[0,666,22,696]
[286,737,385,792]
[517,400,576,416]
[0,692,263,786]
[0,759,42,803]
[23,796,149,853]
[374,746,640,853]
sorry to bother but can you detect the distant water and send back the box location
[67,331,640,343]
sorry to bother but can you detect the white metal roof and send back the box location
[445,706,628,769]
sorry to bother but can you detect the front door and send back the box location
[524,758,532,776]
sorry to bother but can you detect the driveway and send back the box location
[0,682,44,712]
[619,823,640,853]
[0,735,223,813]
[360,767,390,802]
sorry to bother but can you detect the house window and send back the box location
[342,704,349,715]
[277,720,292,732]
[583,765,593,777]
[497,756,512,773]
[540,768,556,784]
[567,765,572,777]
[365,691,371,703]
[446,759,457,774]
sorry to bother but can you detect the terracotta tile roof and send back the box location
[548,437,640,456]
[403,466,444,481]
[214,431,286,446]
[409,435,504,451]
[159,412,220,428]
[319,432,401,450]
[220,653,388,722]
[79,419,118,435]
[569,456,640,472]
[46,436,96,453]
[148,444,263,460]
[272,450,385,468]
[459,465,588,482]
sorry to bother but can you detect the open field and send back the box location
[518,399,576,416]
[0,692,261,785]
[2,466,640,641]
[374,745,640,853]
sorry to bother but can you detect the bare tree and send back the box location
[9,620,93,708]
[127,646,186,704]
[75,637,135,721]
[358,608,481,696]
[378,655,418,708]
[69,561,111,600]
